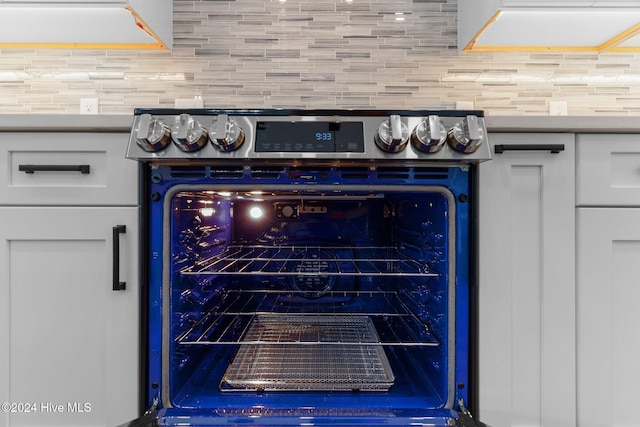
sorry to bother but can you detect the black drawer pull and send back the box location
[19,164,91,174]
[113,225,126,291]
[495,144,565,154]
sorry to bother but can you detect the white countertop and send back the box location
[0,114,133,132]
[484,115,640,133]
[0,114,638,133]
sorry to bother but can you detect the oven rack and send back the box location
[175,290,440,347]
[221,315,395,392]
[222,342,395,392]
[179,245,437,277]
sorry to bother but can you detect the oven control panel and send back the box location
[127,109,491,163]
[254,121,365,153]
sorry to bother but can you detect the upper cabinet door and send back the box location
[0,132,137,206]
[577,134,640,207]
[478,133,576,427]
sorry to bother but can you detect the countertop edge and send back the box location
[0,114,134,132]
[484,115,640,133]
[0,114,638,133]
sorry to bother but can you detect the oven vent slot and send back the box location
[169,166,208,178]
[337,166,451,181]
[211,167,245,179]
[376,167,411,180]
[288,166,333,172]
[213,407,395,418]
[413,167,450,180]
[338,166,371,179]
[250,166,285,179]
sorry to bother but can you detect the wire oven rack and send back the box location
[175,290,440,346]
[180,245,438,278]
[221,315,395,392]
[175,244,442,391]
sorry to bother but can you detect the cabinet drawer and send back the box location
[0,132,137,206]
[577,134,640,206]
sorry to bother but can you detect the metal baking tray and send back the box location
[221,315,395,391]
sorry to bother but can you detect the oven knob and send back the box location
[374,114,409,153]
[135,114,171,152]
[171,114,209,152]
[447,115,485,154]
[411,115,447,153]
[210,114,245,152]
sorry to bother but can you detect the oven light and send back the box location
[218,192,232,197]
[249,206,264,219]
[200,207,215,217]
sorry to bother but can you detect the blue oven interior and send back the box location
[145,164,472,425]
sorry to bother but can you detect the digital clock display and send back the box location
[255,121,364,153]
[316,132,333,141]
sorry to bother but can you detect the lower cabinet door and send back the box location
[478,133,576,427]
[577,208,640,427]
[0,207,138,427]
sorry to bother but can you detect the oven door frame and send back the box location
[134,163,477,426]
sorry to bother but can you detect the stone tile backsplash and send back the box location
[1,0,640,115]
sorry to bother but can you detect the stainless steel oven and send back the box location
[122,109,489,427]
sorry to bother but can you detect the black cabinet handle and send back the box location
[19,164,91,174]
[113,225,126,291]
[494,144,565,154]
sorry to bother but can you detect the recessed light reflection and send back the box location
[200,207,215,217]
[249,206,264,220]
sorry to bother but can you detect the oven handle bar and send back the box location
[18,164,91,174]
[494,144,565,154]
[113,225,127,291]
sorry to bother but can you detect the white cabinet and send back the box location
[576,134,640,206]
[576,208,640,427]
[0,208,138,427]
[0,132,137,206]
[478,133,576,427]
[0,133,138,427]
[576,134,640,427]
